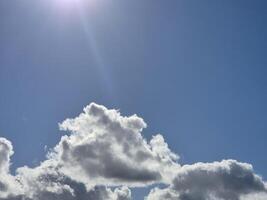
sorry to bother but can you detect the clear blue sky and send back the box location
[0,0,267,199]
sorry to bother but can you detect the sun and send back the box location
[52,0,98,12]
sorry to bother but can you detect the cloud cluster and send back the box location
[0,103,266,200]
[0,138,132,200]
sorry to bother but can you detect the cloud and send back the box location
[0,138,13,174]
[146,160,267,200]
[240,192,267,200]
[0,103,266,200]
[53,103,179,186]
[0,103,178,199]
[0,138,22,199]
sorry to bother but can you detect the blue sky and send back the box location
[0,0,267,199]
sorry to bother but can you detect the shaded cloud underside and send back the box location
[0,103,266,200]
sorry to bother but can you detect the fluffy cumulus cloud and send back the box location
[146,160,267,200]
[53,103,179,187]
[0,103,266,200]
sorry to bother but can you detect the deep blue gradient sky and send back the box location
[1,1,267,199]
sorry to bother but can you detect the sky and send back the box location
[0,0,267,200]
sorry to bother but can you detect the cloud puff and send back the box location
[146,160,267,200]
[53,103,179,186]
[0,103,266,200]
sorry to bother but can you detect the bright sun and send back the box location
[53,0,98,11]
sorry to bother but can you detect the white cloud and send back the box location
[53,103,180,187]
[146,160,267,200]
[0,138,22,199]
[0,103,266,200]
[0,138,13,174]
